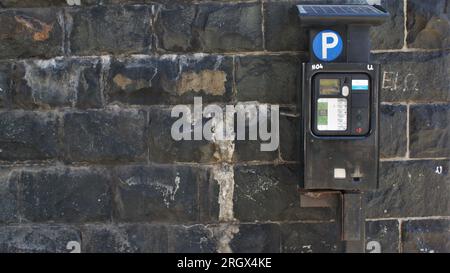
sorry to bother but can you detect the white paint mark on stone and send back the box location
[66,0,81,6]
[153,182,180,209]
[213,164,235,222]
[173,172,181,199]
[382,71,399,91]
[301,245,313,253]
[212,224,239,253]
[210,103,236,222]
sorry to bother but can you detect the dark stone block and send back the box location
[82,224,168,253]
[279,110,301,162]
[105,55,233,105]
[234,139,278,162]
[365,220,399,253]
[20,167,112,222]
[0,62,12,108]
[233,104,282,162]
[410,104,450,158]
[402,219,450,253]
[0,1,73,8]
[280,222,342,253]
[374,52,450,102]
[264,1,307,52]
[113,164,218,223]
[168,224,215,253]
[229,223,280,253]
[233,164,336,222]
[370,0,405,50]
[13,57,103,109]
[366,160,450,218]
[0,168,20,224]
[67,5,153,55]
[235,54,304,104]
[0,110,58,161]
[155,3,263,52]
[380,104,407,158]
[407,0,450,49]
[0,225,81,253]
[63,109,147,163]
[148,106,216,163]
[0,8,63,59]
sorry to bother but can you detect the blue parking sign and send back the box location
[312,30,343,62]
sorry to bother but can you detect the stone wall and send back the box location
[0,0,448,253]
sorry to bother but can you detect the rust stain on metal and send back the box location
[14,15,53,41]
[176,70,226,95]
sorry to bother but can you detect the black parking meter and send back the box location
[297,4,389,252]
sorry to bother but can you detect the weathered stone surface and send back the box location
[402,219,450,253]
[155,3,263,52]
[280,222,342,253]
[279,109,301,162]
[365,220,399,253]
[0,110,58,161]
[105,55,233,105]
[410,104,450,158]
[0,62,12,108]
[67,5,153,55]
[234,139,278,162]
[264,1,307,52]
[233,164,336,222]
[380,104,407,158]
[370,0,405,50]
[229,223,280,253]
[167,224,215,253]
[0,168,20,224]
[0,0,162,7]
[0,225,81,253]
[374,52,450,102]
[0,1,65,8]
[235,54,303,104]
[366,160,450,218]
[0,8,63,59]
[233,105,279,162]
[63,108,147,163]
[13,57,103,109]
[407,0,450,49]
[113,164,218,223]
[148,106,216,163]
[20,167,111,222]
[82,224,168,253]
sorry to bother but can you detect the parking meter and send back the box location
[297,4,389,252]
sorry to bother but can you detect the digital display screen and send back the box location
[320,79,340,95]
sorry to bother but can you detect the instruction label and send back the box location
[352,79,369,90]
[317,98,347,131]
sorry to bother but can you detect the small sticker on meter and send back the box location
[317,98,347,131]
[352,80,369,90]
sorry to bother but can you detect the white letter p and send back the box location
[322,32,339,60]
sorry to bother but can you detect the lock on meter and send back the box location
[312,74,371,136]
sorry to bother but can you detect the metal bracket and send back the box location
[299,190,366,253]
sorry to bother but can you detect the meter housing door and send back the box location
[302,63,379,191]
